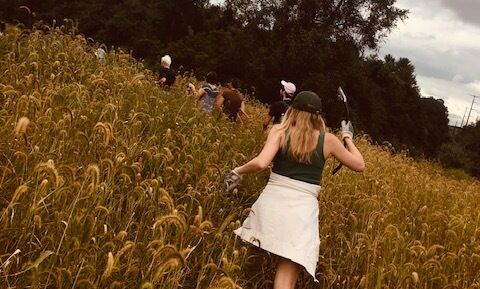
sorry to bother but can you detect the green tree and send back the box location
[419,98,450,157]
[457,122,480,176]
[439,121,480,177]
[438,142,472,169]
[226,0,408,48]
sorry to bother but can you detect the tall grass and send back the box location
[0,24,479,289]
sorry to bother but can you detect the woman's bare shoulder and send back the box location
[324,131,335,139]
[271,124,282,132]
[268,125,285,142]
[324,131,341,146]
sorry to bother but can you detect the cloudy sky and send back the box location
[378,0,480,126]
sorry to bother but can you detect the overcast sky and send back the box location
[378,0,480,126]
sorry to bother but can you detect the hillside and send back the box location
[1,26,480,289]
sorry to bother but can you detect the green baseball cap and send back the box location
[291,91,322,114]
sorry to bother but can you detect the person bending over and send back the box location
[263,80,296,129]
[216,78,248,123]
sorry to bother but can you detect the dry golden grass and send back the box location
[0,24,479,288]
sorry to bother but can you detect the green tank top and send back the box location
[272,131,325,185]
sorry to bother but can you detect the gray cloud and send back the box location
[440,0,480,26]
[381,37,480,84]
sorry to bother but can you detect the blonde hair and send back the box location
[279,107,326,164]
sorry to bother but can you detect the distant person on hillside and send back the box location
[94,48,106,62]
[263,80,296,130]
[157,55,176,87]
[216,78,248,122]
[0,22,5,36]
[188,72,219,113]
[224,91,365,289]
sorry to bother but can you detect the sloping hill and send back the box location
[1,26,479,289]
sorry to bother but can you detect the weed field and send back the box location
[1,26,479,288]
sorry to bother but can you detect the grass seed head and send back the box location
[102,252,114,280]
[14,116,30,137]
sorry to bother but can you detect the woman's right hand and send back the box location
[341,120,354,140]
[224,170,242,192]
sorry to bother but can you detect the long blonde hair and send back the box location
[279,107,326,164]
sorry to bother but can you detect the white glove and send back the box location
[341,120,354,140]
[224,170,242,192]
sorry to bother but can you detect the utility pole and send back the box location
[465,95,478,126]
[460,106,468,127]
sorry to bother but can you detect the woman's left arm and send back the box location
[233,126,282,175]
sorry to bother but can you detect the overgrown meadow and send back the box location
[1,25,480,289]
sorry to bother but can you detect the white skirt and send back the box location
[234,172,321,281]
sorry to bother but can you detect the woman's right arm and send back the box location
[324,133,365,172]
[233,126,282,175]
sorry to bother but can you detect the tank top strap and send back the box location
[315,131,326,162]
[316,131,325,151]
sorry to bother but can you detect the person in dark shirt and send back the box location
[216,78,248,122]
[156,55,176,87]
[263,80,296,129]
[0,22,5,36]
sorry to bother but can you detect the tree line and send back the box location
[1,0,478,177]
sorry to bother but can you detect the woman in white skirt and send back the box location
[224,91,365,289]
